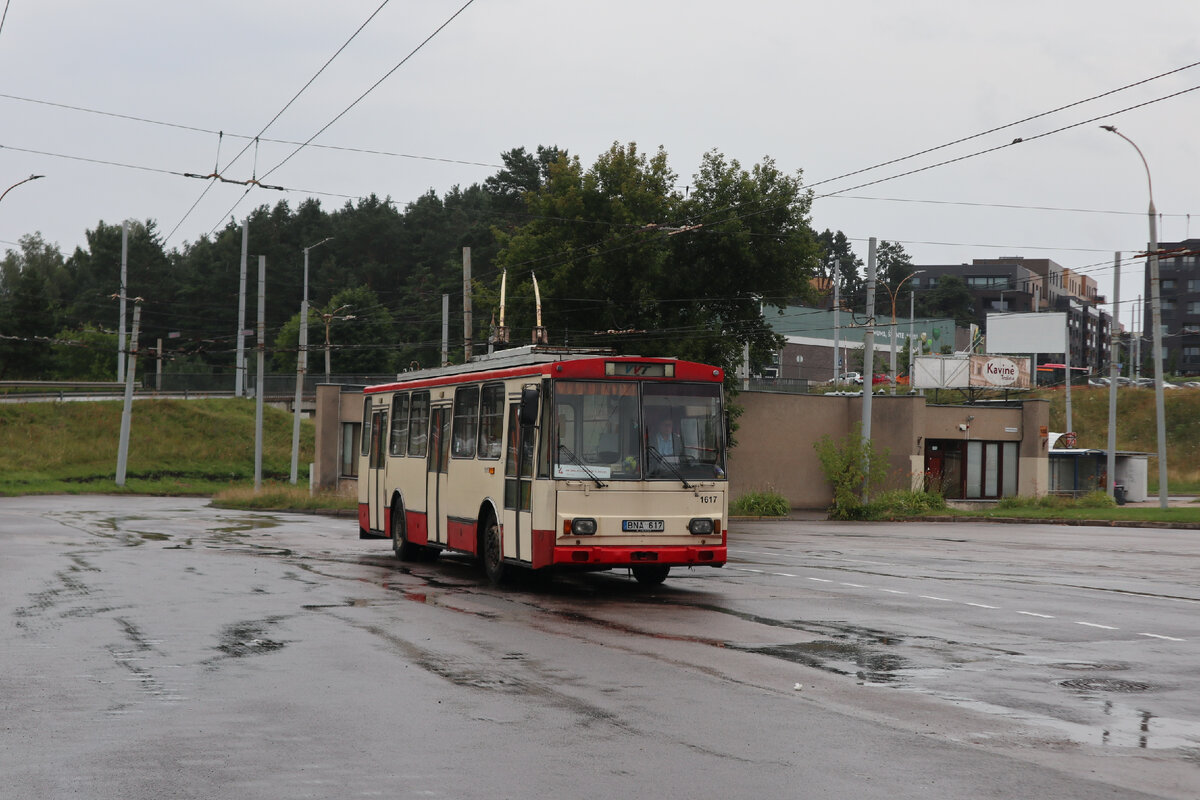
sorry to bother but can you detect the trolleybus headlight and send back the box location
[688,517,715,535]
[570,517,597,536]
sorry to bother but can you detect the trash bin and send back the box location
[1114,484,1126,505]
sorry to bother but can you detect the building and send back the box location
[1146,238,1200,375]
[913,257,1112,377]
[759,305,965,387]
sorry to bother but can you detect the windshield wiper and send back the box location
[557,444,607,488]
[647,445,693,490]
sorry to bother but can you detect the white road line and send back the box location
[1017,611,1055,619]
[1075,622,1118,630]
[730,567,763,573]
[808,577,833,583]
[880,589,908,595]
[1139,632,1185,642]
[966,602,999,609]
[774,573,797,578]
[919,595,953,602]
[841,582,866,588]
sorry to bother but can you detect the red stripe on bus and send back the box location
[447,518,476,553]
[363,358,723,394]
[405,510,428,546]
[358,503,370,531]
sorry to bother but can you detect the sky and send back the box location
[1,0,1197,333]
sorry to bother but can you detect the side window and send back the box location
[452,385,480,458]
[407,391,430,457]
[389,393,409,457]
[342,422,361,477]
[360,398,372,457]
[477,384,505,459]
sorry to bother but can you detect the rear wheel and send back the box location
[481,515,507,585]
[392,499,421,562]
[631,565,670,586]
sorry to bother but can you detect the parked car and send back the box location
[829,372,863,385]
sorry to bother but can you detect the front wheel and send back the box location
[481,515,507,586]
[631,565,670,586]
[392,500,421,562]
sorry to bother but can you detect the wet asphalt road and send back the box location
[2,496,1197,800]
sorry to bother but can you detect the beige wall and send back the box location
[313,384,366,496]
[728,392,1050,509]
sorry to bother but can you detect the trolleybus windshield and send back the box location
[551,380,725,482]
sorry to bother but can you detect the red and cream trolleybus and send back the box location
[357,346,728,585]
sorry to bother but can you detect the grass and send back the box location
[210,484,356,512]
[0,398,312,496]
[731,489,791,516]
[1037,386,1200,492]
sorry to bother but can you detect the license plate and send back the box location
[622,519,664,532]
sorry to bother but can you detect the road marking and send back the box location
[841,582,866,588]
[808,577,833,583]
[966,602,999,609]
[774,573,797,578]
[880,589,908,595]
[1139,632,1185,642]
[919,595,953,602]
[1075,621,1118,630]
[1017,611,1055,619]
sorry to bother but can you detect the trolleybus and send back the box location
[357,346,728,585]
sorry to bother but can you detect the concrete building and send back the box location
[1146,238,1200,375]
[913,257,1112,377]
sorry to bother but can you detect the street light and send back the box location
[1102,125,1167,510]
[0,174,44,206]
[881,270,924,395]
[290,236,333,486]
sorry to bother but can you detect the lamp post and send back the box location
[0,174,44,206]
[290,237,333,486]
[1102,125,1167,509]
[883,270,924,395]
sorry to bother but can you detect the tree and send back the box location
[0,233,68,378]
[488,144,820,379]
[274,286,395,376]
[917,274,975,328]
[816,229,863,301]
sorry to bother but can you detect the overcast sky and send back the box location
[1,1,1197,331]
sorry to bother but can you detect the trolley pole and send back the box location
[236,220,249,397]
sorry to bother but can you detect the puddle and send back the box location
[215,619,288,658]
[732,640,908,683]
[943,695,1200,750]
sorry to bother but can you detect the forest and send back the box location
[0,142,973,384]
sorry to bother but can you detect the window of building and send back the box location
[1189,301,1200,315]
[1162,279,1176,291]
[1189,279,1200,293]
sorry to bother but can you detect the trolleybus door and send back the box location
[425,405,451,546]
[502,400,535,562]
[368,409,388,532]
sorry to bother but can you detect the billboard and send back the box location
[986,312,1067,354]
[914,355,1032,390]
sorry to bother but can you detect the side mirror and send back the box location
[519,386,539,427]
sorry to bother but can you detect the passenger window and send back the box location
[452,385,480,458]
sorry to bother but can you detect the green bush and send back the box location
[867,490,948,518]
[731,490,790,517]
[813,423,888,520]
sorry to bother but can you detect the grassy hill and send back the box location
[0,398,312,496]
[1039,386,1200,491]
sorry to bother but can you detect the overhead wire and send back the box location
[205,0,480,238]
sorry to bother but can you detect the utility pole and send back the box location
[118,222,128,382]
[156,337,163,392]
[292,237,332,485]
[1065,313,1073,433]
[1106,252,1121,500]
[832,261,841,384]
[463,247,473,361]
[236,220,248,397]
[861,238,877,503]
[254,255,265,492]
[116,302,141,487]
[441,293,450,366]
